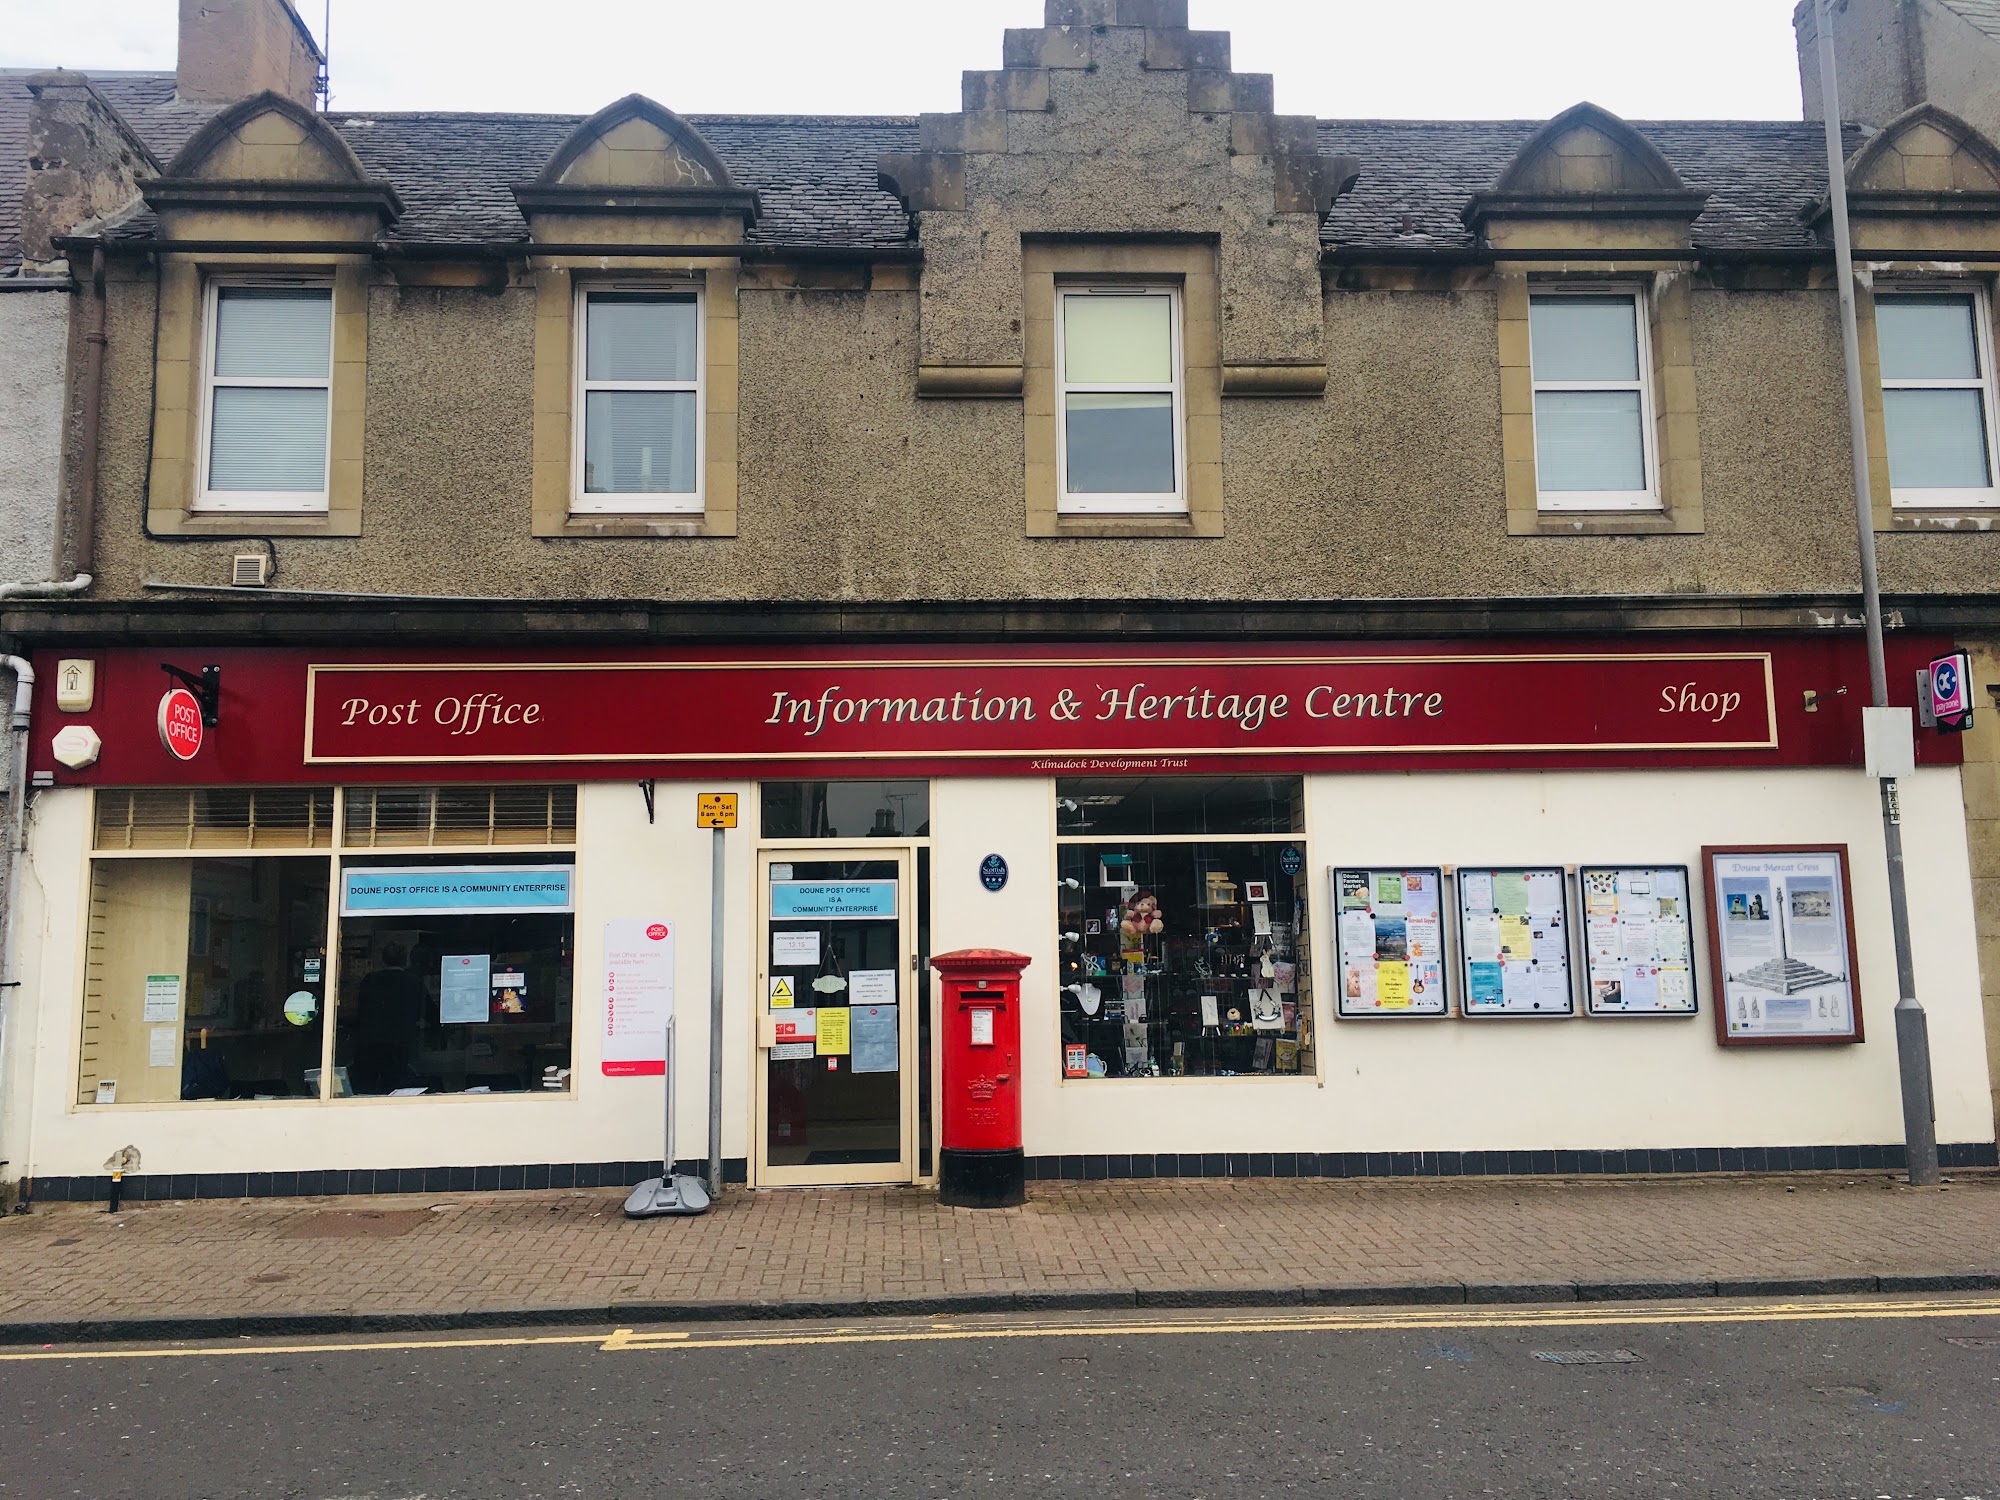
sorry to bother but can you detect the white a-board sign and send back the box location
[603,919,675,1076]
[1457,867,1576,1016]
[1703,846,1861,1046]
[1332,868,1449,1017]
[1578,866,1699,1016]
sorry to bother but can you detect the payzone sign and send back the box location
[1929,652,1974,733]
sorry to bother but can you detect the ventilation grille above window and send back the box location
[94,787,335,850]
[343,785,578,848]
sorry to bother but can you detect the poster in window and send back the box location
[1457,867,1576,1017]
[1577,866,1700,1017]
[1703,846,1862,1046]
[1331,868,1448,1018]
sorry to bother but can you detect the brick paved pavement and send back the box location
[2,1174,1999,1336]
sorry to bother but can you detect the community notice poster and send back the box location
[1578,866,1700,1017]
[1703,846,1861,1045]
[1458,867,1576,1016]
[1331,868,1448,1017]
[601,919,675,1076]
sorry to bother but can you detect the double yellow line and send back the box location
[4,1295,1998,1364]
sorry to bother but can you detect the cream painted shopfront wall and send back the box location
[3,766,1990,1187]
[931,768,1993,1160]
[3,782,758,1185]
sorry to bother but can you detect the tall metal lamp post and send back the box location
[1815,0,1940,1186]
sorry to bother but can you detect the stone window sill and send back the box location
[1509,509,1699,537]
[1884,509,2000,532]
[151,509,361,538]
[540,513,733,539]
[1032,512,1217,540]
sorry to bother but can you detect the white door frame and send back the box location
[751,844,919,1187]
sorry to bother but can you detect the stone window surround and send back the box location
[530,259,739,540]
[147,254,368,539]
[1024,240,1222,539]
[1859,270,2000,532]
[1499,261,1704,538]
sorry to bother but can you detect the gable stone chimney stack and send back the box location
[1796,0,2000,142]
[177,0,323,107]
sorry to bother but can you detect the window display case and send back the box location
[1055,777,1311,1079]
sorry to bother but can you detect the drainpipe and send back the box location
[0,657,35,1201]
[65,244,107,582]
[0,576,90,602]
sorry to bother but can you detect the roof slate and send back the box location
[1318,118,1864,251]
[0,70,1874,273]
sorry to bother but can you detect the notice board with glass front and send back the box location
[1331,868,1449,1018]
[1578,866,1700,1017]
[1456,867,1576,1017]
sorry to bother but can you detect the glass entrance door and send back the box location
[756,849,916,1186]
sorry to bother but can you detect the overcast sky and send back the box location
[0,0,1809,121]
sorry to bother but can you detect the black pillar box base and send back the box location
[939,1147,1026,1208]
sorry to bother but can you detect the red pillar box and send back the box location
[931,948,1031,1208]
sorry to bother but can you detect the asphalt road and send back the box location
[3,1296,1999,1499]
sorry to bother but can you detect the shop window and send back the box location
[1529,289,1659,511]
[78,857,330,1104]
[760,781,930,840]
[573,287,704,514]
[1055,776,1302,838]
[94,786,334,851]
[332,857,576,1097]
[196,281,334,513]
[1056,286,1185,514]
[1878,289,1999,507]
[343,784,577,848]
[1056,777,1311,1080]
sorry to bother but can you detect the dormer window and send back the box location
[195,281,334,513]
[572,287,704,514]
[1878,289,1999,508]
[1528,288,1659,512]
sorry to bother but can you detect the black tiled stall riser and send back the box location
[17,1143,1997,1202]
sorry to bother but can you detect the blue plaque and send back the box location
[1278,845,1303,876]
[979,854,1009,892]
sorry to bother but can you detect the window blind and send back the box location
[205,285,332,497]
[94,787,335,850]
[343,785,578,848]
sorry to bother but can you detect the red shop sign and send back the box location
[156,687,204,761]
[30,638,1958,785]
[301,652,1784,766]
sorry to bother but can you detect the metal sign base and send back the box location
[623,1173,712,1218]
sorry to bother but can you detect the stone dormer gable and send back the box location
[876,0,1358,391]
[512,94,758,234]
[1463,102,1708,245]
[140,90,401,235]
[1804,103,2000,251]
[1843,103,2000,209]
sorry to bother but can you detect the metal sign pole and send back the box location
[708,822,725,1199]
[1816,0,1939,1186]
[662,1014,675,1177]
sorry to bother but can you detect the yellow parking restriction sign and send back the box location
[697,793,739,829]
